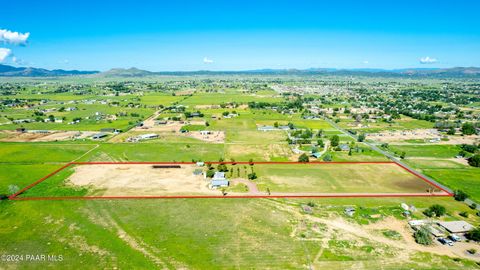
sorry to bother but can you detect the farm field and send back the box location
[1,198,480,269]
[0,76,479,269]
[16,162,443,198]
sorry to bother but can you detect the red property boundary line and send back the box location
[9,161,453,200]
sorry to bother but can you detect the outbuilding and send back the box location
[210,179,229,188]
[92,133,108,139]
[438,221,475,234]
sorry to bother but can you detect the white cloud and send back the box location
[419,56,437,64]
[0,29,30,45]
[0,48,12,62]
[203,57,213,64]
[363,60,369,64]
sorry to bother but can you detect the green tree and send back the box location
[447,127,455,135]
[330,135,340,147]
[317,139,324,148]
[466,228,480,242]
[414,226,432,245]
[217,164,228,172]
[323,154,332,162]
[468,154,480,167]
[461,122,476,135]
[206,169,215,178]
[357,133,366,142]
[454,190,469,201]
[423,204,446,217]
[400,151,406,159]
[298,153,309,163]
[247,172,257,180]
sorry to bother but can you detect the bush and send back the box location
[468,155,480,167]
[298,153,309,163]
[454,190,469,201]
[414,226,432,245]
[470,203,477,210]
[323,154,332,162]
[465,228,480,242]
[217,164,228,172]
[423,204,446,217]
[357,133,366,142]
[461,122,476,135]
[0,194,9,200]
[330,135,340,147]
[467,248,477,255]
[247,172,257,180]
[459,211,469,218]
[206,169,215,178]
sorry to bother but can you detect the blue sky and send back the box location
[1,0,479,71]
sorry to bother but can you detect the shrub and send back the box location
[247,172,257,180]
[461,122,476,135]
[298,153,309,163]
[217,164,228,172]
[206,169,215,178]
[470,203,477,210]
[454,190,469,201]
[467,248,477,255]
[323,154,332,162]
[466,228,480,242]
[459,211,469,218]
[330,135,340,147]
[357,133,366,142]
[414,226,432,245]
[424,204,446,217]
[468,155,480,167]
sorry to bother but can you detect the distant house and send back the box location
[210,179,229,188]
[408,220,426,227]
[199,130,212,136]
[155,120,167,125]
[92,133,108,139]
[438,221,474,234]
[257,125,275,132]
[100,128,120,133]
[138,133,159,140]
[339,144,350,151]
[311,152,322,159]
[213,172,226,180]
[196,162,205,167]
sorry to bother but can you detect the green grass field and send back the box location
[252,163,433,193]
[389,144,461,158]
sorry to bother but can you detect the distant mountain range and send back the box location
[1,64,480,78]
[0,64,98,77]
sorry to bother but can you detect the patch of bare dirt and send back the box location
[67,164,221,196]
[0,130,96,142]
[183,131,225,143]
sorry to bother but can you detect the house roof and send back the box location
[339,144,350,150]
[438,221,475,233]
[213,172,226,179]
[211,180,229,186]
